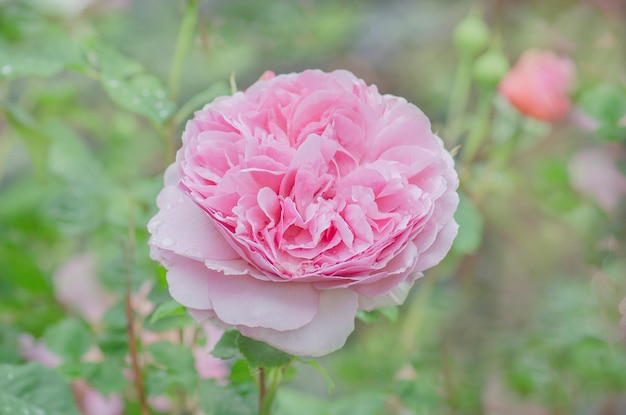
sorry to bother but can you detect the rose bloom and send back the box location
[498,49,575,121]
[569,145,626,215]
[148,69,459,356]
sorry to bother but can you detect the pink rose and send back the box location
[569,145,626,214]
[499,49,575,121]
[53,254,116,325]
[148,69,459,356]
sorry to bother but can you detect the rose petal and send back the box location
[149,184,239,261]
[357,278,417,311]
[208,275,319,331]
[165,255,213,309]
[239,288,359,357]
[415,219,459,271]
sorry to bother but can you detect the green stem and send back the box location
[461,91,493,167]
[168,0,199,103]
[446,53,473,146]
[259,367,284,415]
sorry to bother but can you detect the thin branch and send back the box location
[258,367,267,414]
[124,200,150,415]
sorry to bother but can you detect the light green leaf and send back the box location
[147,341,195,373]
[102,73,175,124]
[86,362,128,395]
[87,41,143,78]
[1,105,51,180]
[148,300,185,323]
[452,192,483,255]
[275,388,329,415]
[43,318,92,362]
[578,83,626,141]
[299,359,334,394]
[211,330,241,360]
[237,335,294,369]
[198,379,256,415]
[0,363,80,415]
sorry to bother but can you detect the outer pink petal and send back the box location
[415,219,459,271]
[148,184,239,262]
[357,278,417,311]
[238,288,359,357]
[207,274,319,331]
[164,255,213,310]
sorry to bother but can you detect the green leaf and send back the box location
[0,363,80,415]
[86,361,128,395]
[378,305,399,322]
[452,192,483,255]
[147,341,195,372]
[144,300,193,332]
[578,83,626,141]
[101,73,175,124]
[299,359,335,394]
[275,388,329,415]
[0,44,65,80]
[198,379,257,415]
[43,318,93,362]
[229,359,253,384]
[87,41,144,78]
[328,392,386,415]
[211,329,241,360]
[85,41,175,123]
[146,341,197,391]
[97,329,128,359]
[1,104,52,180]
[236,335,294,368]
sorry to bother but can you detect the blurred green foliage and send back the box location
[1,0,626,414]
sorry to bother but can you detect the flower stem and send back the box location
[259,367,284,415]
[168,0,199,103]
[123,198,150,415]
[461,91,493,167]
[446,53,473,146]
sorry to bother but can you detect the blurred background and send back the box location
[1,0,626,414]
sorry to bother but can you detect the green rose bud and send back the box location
[454,13,490,58]
[473,49,509,88]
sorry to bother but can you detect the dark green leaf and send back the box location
[236,335,293,368]
[0,363,80,415]
[212,329,241,360]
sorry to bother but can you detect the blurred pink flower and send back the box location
[73,380,124,415]
[18,336,123,415]
[148,69,459,356]
[53,254,115,324]
[569,145,626,214]
[499,49,575,121]
[18,334,63,368]
[194,323,229,380]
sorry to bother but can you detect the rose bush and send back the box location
[148,69,459,356]
[498,49,575,121]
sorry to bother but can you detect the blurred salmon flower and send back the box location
[499,49,575,121]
